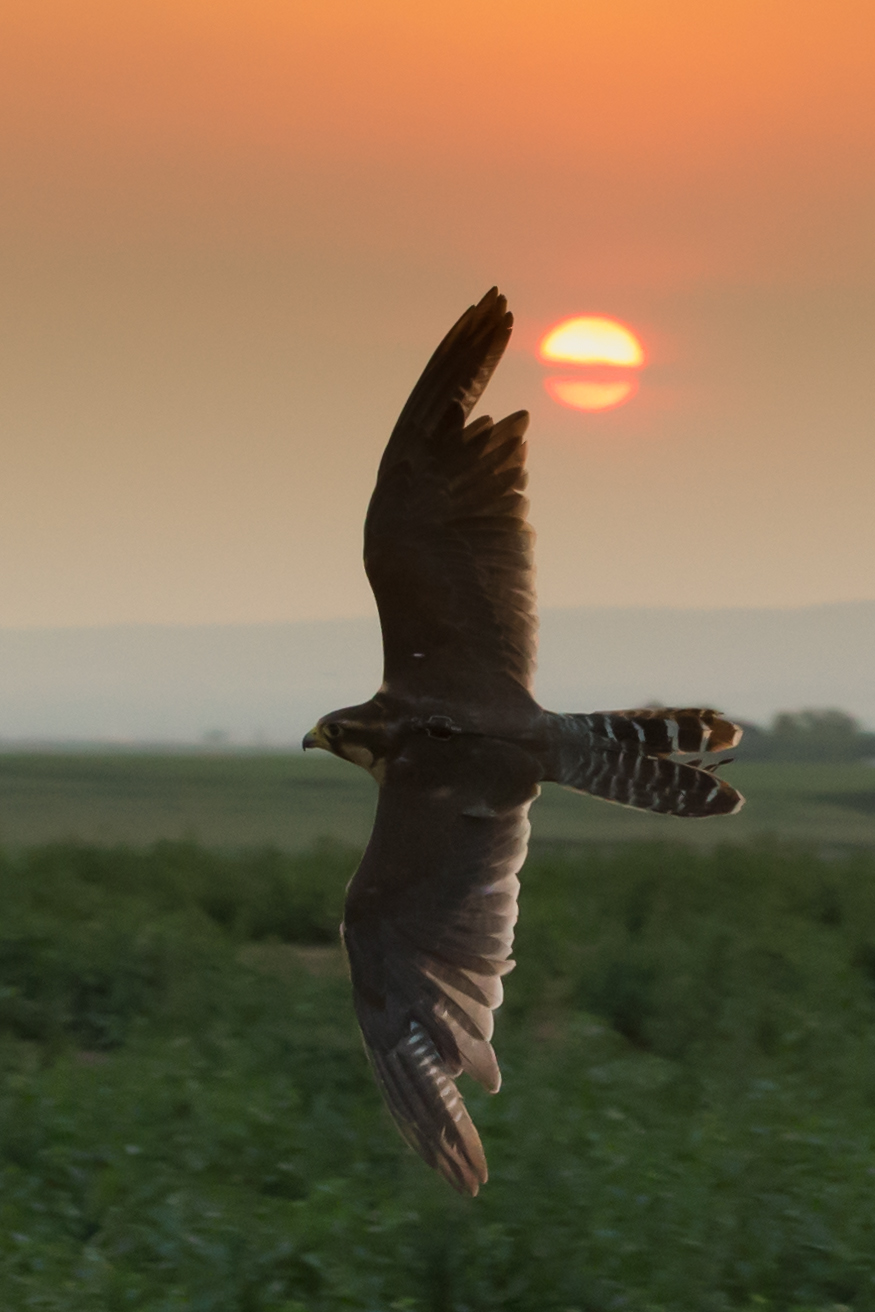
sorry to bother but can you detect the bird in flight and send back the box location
[303,289,743,1195]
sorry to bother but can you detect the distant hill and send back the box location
[535,602,875,731]
[0,602,872,744]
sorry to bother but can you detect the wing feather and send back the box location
[342,735,540,1194]
[364,291,537,705]
[370,1025,489,1195]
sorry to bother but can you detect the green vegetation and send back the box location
[0,752,378,851]
[2,751,875,850]
[5,837,875,1308]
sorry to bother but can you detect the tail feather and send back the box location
[579,708,742,757]
[565,744,743,817]
[549,709,744,819]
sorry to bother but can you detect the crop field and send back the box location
[1,752,874,850]
[2,756,875,1308]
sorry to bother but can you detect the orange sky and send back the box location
[1,0,874,625]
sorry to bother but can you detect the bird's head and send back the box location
[302,703,390,775]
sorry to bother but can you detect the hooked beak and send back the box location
[302,724,327,751]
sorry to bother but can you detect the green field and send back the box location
[1,752,874,850]
[3,755,875,1308]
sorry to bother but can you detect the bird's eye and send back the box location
[324,722,341,739]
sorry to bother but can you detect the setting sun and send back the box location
[544,377,639,412]
[539,317,644,367]
[539,315,645,412]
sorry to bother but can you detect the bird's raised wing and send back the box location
[341,734,541,1195]
[364,288,537,707]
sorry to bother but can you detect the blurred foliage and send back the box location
[738,709,875,764]
[4,839,875,1307]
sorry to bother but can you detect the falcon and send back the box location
[303,289,743,1195]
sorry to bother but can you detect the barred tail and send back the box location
[548,709,744,819]
[578,707,742,757]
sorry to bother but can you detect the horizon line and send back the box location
[0,598,874,635]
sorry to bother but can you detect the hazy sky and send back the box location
[2,0,874,627]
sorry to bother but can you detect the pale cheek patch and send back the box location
[343,744,375,770]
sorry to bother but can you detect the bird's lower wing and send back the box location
[341,735,541,1195]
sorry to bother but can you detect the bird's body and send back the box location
[303,289,743,1195]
